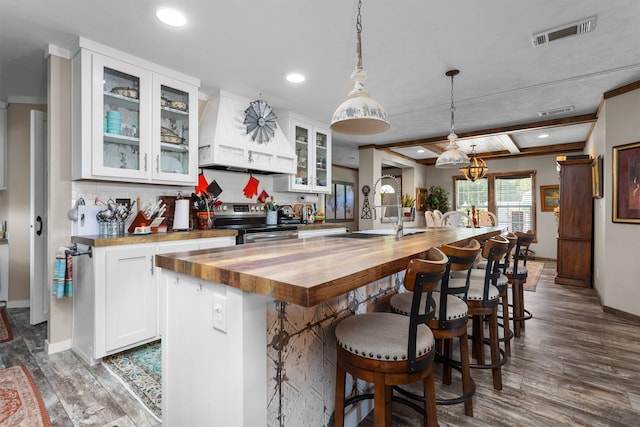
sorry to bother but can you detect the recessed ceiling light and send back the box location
[538,133,550,139]
[156,8,186,27]
[417,149,425,153]
[286,73,305,83]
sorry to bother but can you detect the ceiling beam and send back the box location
[416,141,586,165]
[364,113,597,151]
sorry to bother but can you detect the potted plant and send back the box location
[425,185,450,213]
[401,193,415,217]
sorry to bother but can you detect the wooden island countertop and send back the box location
[155,226,502,307]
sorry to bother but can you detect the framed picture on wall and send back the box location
[415,187,428,211]
[613,141,640,223]
[540,185,560,212]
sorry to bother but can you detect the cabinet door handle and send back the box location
[36,215,43,236]
[150,255,154,275]
[156,155,159,173]
[144,153,148,172]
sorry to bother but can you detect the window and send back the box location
[454,171,537,234]
[325,181,355,222]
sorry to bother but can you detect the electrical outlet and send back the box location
[213,293,227,333]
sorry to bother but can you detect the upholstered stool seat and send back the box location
[334,249,448,427]
[451,269,508,287]
[392,292,468,321]
[504,265,527,275]
[336,312,435,361]
[462,279,499,301]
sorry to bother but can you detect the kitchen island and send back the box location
[156,226,502,426]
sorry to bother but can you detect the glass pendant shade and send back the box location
[435,132,470,168]
[331,0,390,135]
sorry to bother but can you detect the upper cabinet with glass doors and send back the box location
[72,38,199,185]
[273,113,332,194]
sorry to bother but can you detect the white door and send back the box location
[30,110,48,325]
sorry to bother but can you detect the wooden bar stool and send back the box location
[448,236,509,391]
[468,232,516,356]
[390,239,481,416]
[334,248,448,427]
[504,231,535,337]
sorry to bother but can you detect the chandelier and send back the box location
[330,0,390,135]
[435,69,470,168]
[460,144,488,181]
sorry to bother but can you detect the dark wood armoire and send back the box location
[555,158,593,287]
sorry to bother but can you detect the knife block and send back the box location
[127,211,150,233]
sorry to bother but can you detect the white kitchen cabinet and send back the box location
[72,38,199,185]
[104,245,157,351]
[273,113,331,193]
[71,235,235,366]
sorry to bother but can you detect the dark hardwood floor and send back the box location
[359,261,640,427]
[1,262,639,426]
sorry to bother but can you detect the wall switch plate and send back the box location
[213,293,227,333]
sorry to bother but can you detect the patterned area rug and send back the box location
[0,308,12,343]
[524,260,544,292]
[103,340,161,419]
[0,365,52,426]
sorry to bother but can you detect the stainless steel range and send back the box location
[212,203,299,244]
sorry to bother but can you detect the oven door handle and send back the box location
[244,230,298,243]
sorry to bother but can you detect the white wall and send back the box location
[595,88,640,316]
[426,153,567,259]
[357,147,429,231]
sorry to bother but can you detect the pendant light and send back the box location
[460,144,488,181]
[330,0,390,135]
[435,69,470,168]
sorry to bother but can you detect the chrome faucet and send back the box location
[372,174,403,239]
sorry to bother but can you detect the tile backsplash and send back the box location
[71,169,323,231]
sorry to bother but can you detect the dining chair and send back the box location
[438,211,474,228]
[477,211,498,226]
[432,209,443,225]
[425,211,437,227]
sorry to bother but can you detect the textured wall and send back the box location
[266,273,401,427]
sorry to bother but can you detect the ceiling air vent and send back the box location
[538,106,575,117]
[532,16,597,47]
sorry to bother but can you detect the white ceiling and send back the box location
[1,0,640,168]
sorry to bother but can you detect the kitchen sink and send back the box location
[332,229,427,239]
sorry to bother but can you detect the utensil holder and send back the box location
[266,211,277,225]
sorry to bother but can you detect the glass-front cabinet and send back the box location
[274,113,331,193]
[73,40,198,185]
[153,76,197,182]
[94,57,151,180]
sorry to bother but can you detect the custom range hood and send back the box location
[198,90,297,174]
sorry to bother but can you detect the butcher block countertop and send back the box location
[155,226,503,307]
[71,229,237,247]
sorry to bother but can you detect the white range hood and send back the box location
[198,90,296,174]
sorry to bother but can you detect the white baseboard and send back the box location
[6,300,30,308]
[45,338,71,355]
